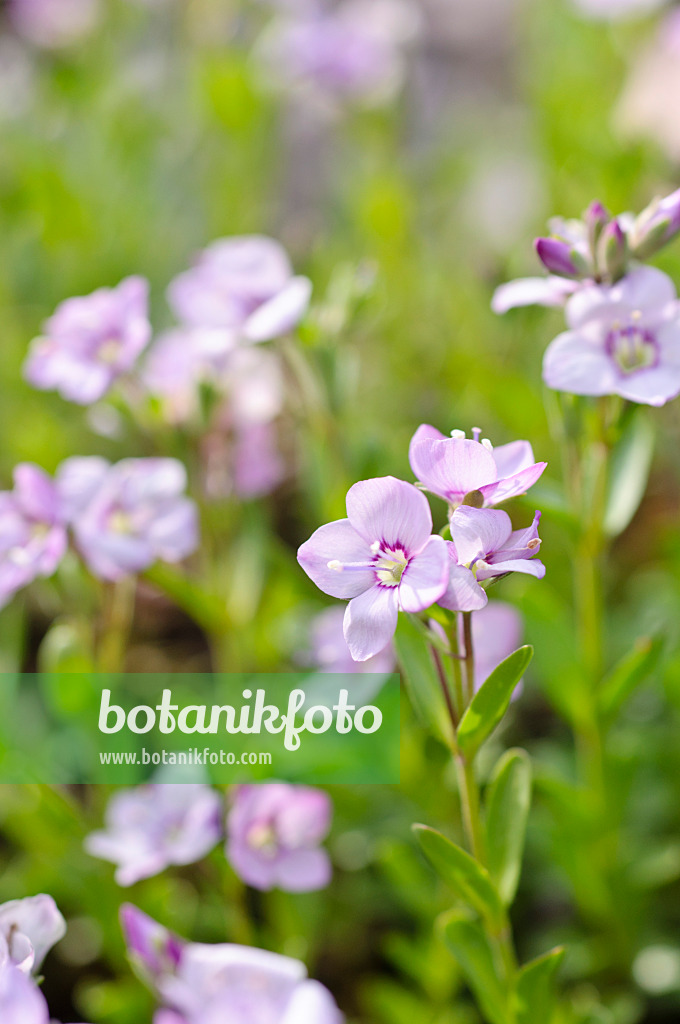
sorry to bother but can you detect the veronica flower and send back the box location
[0,895,66,976]
[7,0,101,49]
[254,0,419,109]
[167,236,311,342]
[298,476,449,661]
[409,426,546,509]
[439,507,545,611]
[24,277,151,405]
[543,266,680,405]
[85,784,223,886]
[0,465,67,608]
[226,784,332,892]
[308,606,395,673]
[57,456,199,581]
[121,905,344,1024]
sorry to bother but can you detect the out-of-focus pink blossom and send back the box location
[0,465,67,608]
[226,784,332,892]
[0,895,66,975]
[167,236,311,341]
[24,277,151,405]
[57,456,199,581]
[85,785,223,886]
[8,0,101,49]
[308,605,396,674]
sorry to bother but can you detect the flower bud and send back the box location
[597,219,628,282]
[630,188,680,260]
[585,200,610,252]
[534,237,589,279]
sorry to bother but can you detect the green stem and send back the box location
[462,612,475,706]
[97,577,136,673]
[455,753,487,865]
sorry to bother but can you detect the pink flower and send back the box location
[8,0,100,49]
[543,266,680,405]
[298,476,449,661]
[0,964,50,1024]
[0,895,66,975]
[167,236,311,342]
[0,465,67,608]
[24,277,151,405]
[226,784,332,893]
[57,456,199,581]
[439,507,545,611]
[409,426,546,509]
[85,785,223,885]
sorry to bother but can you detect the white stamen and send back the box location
[327,560,343,571]
[481,438,493,452]
[370,541,381,554]
[527,538,541,550]
[450,429,466,439]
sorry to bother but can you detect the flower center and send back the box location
[247,822,279,856]
[109,509,132,533]
[98,338,123,364]
[607,324,658,375]
[374,548,408,586]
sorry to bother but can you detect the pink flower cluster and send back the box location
[0,456,198,607]
[493,190,680,406]
[86,782,333,894]
[298,425,546,662]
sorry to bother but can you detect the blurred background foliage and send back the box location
[0,0,680,1022]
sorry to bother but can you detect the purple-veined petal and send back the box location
[408,438,497,503]
[298,520,374,599]
[346,476,433,553]
[450,506,513,565]
[398,534,449,613]
[543,329,618,396]
[344,585,399,662]
[243,276,312,342]
[491,276,577,314]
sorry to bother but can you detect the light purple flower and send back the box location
[57,456,199,581]
[121,905,344,1024]
[0,465,67,608]
[24,277,150,405]
[167,236,311,342]
[85,784,223,886]
[543,265,680,406]
[439,507,545,611]
[298,476,449,661]
[120,905,184,986]
[409,426,546,509]
[308,606,395,674]
[491,276,579,314]
[255,0,419,108]
[7,0,101,49]
[226,784,332,892]
[0,895,66,976]
[0,964,50,1024]
[143,327,237,423]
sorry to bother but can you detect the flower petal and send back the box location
[490,440,536,478]
[243,276,312,342]
[398,534,449,612]
[408,439,497,503]
[274,849,332,892]
[346,476,433,553]
[480,462,547,506]
[298,520,374,599]
[543,329,618,396]
[614,366,680,406]
[438,549,488,612]
[450,506,512,565]
[491,276,577,314]
[344,585,398,662]
[477,557,546,581]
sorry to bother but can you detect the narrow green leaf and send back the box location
[439,909,510,1024]
[604,410,655,537]
[486,749,532,906]
[514,947,565,1024]
[394,616,450,745]
[598,635,663,722]
[413,824,504,926]
[457,647,533,759]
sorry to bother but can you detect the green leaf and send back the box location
[394,616,450,745]
[598,635,664,722]
[439,909,509,1024]
[457,647,533,759]
[514,947,565,1024]
[486,749,532,906]
[604,410,655,537]
[413,824,504,926]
